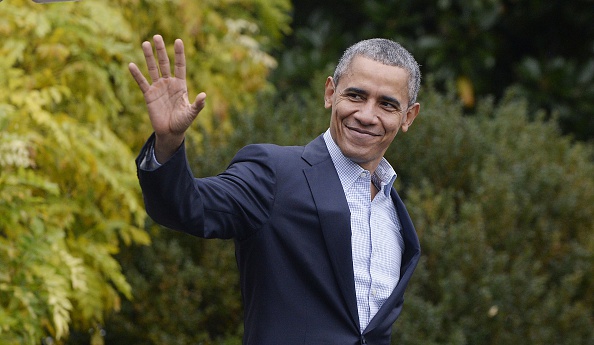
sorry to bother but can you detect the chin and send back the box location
[343,150,373,165]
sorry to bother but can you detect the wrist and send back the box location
[154,134,184,163]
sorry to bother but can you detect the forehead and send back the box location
[339,56,409,101]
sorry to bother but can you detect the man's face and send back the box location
[325,56,420,172]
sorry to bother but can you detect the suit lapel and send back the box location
[302,135,360,331]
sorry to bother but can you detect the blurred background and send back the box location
[0,0,593,344]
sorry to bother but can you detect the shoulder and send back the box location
[227,135,328,173]
[232,143,305,166]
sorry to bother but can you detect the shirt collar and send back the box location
[323,129,397,197]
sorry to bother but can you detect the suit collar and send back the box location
[302,134,330,166]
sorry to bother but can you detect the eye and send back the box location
[346,93,364,101]
[380,101,399,111]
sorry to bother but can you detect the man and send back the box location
[129,34,421,345]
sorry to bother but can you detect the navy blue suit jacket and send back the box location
[136,134,420,345]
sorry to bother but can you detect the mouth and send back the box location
[345,125,380,137]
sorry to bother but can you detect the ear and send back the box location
[324,77,335,109]
[401,103,420,132]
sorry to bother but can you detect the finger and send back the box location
[142,41,160,83]
[128,62,151,94]
[153,34,171,78]
[173,39,186,80]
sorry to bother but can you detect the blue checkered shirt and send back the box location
[323,130,404,332]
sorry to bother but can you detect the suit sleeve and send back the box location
[136,134,276,240]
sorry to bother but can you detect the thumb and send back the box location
[176,92,206,134]
[190,92,207,116]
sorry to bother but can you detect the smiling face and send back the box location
[325,55,420,172]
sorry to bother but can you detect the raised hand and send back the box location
[128,34,207,163]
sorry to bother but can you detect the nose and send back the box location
[354,102,378,125]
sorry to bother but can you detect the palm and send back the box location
[143,77,194,136]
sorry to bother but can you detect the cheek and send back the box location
[331,106,348,124]
[329,110,342,134]
[383,118,402,136]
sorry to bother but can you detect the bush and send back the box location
[391,86,594,344]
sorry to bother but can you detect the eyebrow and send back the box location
[343,87,402,109]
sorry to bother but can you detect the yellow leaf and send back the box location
[456,75,475,108]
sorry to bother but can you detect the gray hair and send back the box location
[333,38,421,105]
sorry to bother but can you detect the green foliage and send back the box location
[389,86,594,344]
[114,0,292,135]
[101,232,243,345]
[4,0,590,343]
[282,0,594,140]
[0,1,148,343]
[1,0,290,343]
